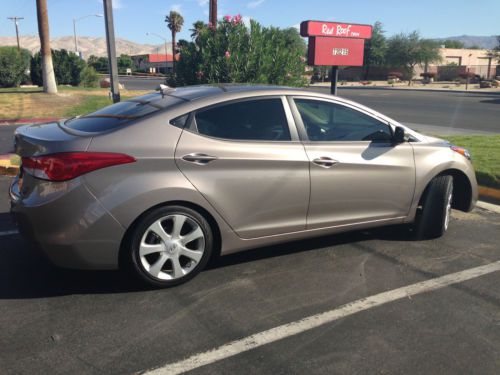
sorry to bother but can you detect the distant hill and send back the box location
[0,35,172,58]
[434,35,498,49]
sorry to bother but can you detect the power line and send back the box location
[7,16,24,50]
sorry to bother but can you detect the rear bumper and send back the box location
[10,176,124,270]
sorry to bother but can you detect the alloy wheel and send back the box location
[139,214,205,280]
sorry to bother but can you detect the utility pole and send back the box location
[7,16,24,50]
[103,0,120,103]
[36,0,57,94]
[209,0,217,26]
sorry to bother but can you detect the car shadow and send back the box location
[0,224,415,300]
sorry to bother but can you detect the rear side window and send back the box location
[194,99,291,141]
[64,93,183,133]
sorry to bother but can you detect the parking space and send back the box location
[1,175,500,374]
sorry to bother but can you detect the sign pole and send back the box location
[330,66,339,95]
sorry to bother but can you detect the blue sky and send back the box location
[1,0,499,44]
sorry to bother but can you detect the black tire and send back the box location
[128,205,214,288]
[414,175,453,240]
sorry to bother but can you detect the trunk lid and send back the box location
[14,121,92,157]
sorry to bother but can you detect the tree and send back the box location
[173,16,306,87]
[209,0,217,26]
[190,21,205,45]
[363,21,386,79]
[88,55,109,73]
[117,54,133,73]
[0,47,31,87]
[165,10,184,74]
[36,0,57,93]
[443,39,465,49]
[386,31,441,85]
[31,49,86,86]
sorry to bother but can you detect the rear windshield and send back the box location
[64,93,183,133]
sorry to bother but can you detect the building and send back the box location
[417,48,498,79]
[131,54,177,74]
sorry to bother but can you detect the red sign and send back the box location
[301,21,372,39]
[308,37,365,66]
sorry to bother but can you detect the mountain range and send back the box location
[0,35,171,58]
[434,35,498,49]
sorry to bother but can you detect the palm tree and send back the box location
[209,0,217,26]
[165,10,184,74]
[190,21,205,44]
[36,0,57,93]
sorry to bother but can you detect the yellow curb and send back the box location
[0,165,19,177]
[478,186,500,201]
[0,160,14,168]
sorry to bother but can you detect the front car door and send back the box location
[289,96,415,229]
[175,96,310,239]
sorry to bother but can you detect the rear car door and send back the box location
[175,96,310,239]
[290,97,415,229]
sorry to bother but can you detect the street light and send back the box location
[146,32,169,74]
[73,13,103,56]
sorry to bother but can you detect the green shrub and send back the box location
[174,16,307,87]
[31,49,86,86]
[0,46,31,87]
[80,66,100,87]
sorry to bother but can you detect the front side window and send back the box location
[194,98,291,141]
[294,99,392,142]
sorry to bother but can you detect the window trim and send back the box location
[287,96,395,144]
[187,96,301,143]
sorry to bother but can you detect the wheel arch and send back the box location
[418,168,473,212]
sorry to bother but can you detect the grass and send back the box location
[444,135,500,189]
[63,95,117,118]
[0,86,149,120]
[10,154,20,166]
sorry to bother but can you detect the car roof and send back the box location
[163,84,319,101]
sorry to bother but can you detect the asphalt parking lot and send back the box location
[1,175,500,374]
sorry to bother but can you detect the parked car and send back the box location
[10,85,478,287]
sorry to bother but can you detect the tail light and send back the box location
[450,145,471,160]
[22,152,136,181]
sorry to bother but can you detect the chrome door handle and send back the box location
[312,157,339,168]
[182,153,217,165]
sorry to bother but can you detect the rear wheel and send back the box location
[128,205,213,287]
[414,175,453,240]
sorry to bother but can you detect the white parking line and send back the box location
[0,229,19,237]
[144,261,500,375]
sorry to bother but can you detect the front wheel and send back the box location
[414,175,453,240]
[415,175,453,240]
[128,205,214,287]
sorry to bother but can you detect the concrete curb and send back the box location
[477,201,500,214]
[310,85,500,96]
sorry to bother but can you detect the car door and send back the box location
[175,96,310,239]
[289,96,415,229]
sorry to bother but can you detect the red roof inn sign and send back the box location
[300,20,372,67]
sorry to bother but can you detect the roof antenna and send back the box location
[156,84,170,98]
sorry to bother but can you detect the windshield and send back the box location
[63,93,184,133]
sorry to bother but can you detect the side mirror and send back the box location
[393,126,406,144]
